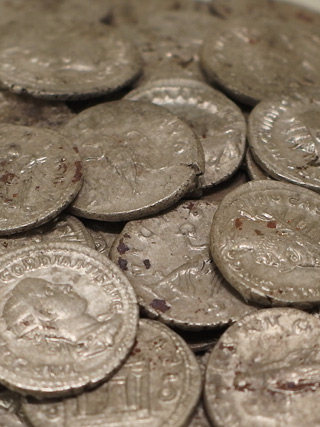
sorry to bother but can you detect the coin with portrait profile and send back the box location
[0,124,83,236]
[0,243,138,398]
[63,100,203,221]
[211,180,320,308]
[21,319,201,427]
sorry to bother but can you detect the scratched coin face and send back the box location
[22,319,201,427]
[126,79,246,188]
[200,16,320,106]
[0,214,95,257]
[205,308,320,427]
[211,180,320,307]
[110,200,256,330]
[0,20,142,100]
[248,90,320,191]
[0,243,138,397]
[63,100,202,221]
[0,124,82,236]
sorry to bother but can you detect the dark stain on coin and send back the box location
[143,259,151,269]
[117,240,130,254]
[118,257,128,270]
[150,299,170,312]
[0,172,16,183]
[267,221,277,229]
[235,218,243,229]
[254,229,264,236]
[72,161,82,183]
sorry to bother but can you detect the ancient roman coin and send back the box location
[211,180,320,307]
[83,220,124,257]
[0,19,142,100]
[0,124,82,236]
[0,90,73,129]
[205,308,320,427]
[0,214,95,257]
[22,319,201,427]
[0,388,26,427]
[126,79,246,188]
[248,90,320,191]
[245,149,271,181]
[63,100,203,221]
[0,243,138,397]
[110,199,256,330]
[200,16,320,106]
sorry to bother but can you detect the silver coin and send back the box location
[0,124,82,236]
[248,89,320,191]
[211,180,320,307]
[22,319,201,427]
[200,15,320,106]
[0,19,142,100]
[205,308,320,427]
[0,388,26,427]
[0,214,95,257]
[0,90,73,129]
[126,79,246,189]
[110,199,256,330]
[245,149,271,181]
[83,220,124,257]
[63,100,202,221]
[0,242,138,397]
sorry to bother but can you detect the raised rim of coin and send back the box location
[0,242,138,397]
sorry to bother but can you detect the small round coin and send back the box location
[126,79,246,188]
[0,243,138,397]
[0,20,142,100]
[248,89,320,191]
[63,100,202,221]
[200,16,320,106]
[22,319,201,427]
[0,124,82,236]
[110,199,256,330]
[211,180,320,307]
[205,308,320,427]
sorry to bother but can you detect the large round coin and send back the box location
[63,100,202,221]
[22,319,201,427]
[126,79,246,188]
[211,180,320,307]
[0,124,82,236]
[0,20,142,100]
[200,16,320,106]
[248,89,320,191]
[110,200,256,330]
[0,243,138,397]
[205,308,320,427]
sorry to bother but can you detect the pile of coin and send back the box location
[1,0,320,425]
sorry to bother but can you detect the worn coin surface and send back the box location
[110,199,256,330]
[0,243,138,397]
[22,319,201,427]
[126,79,246,188]
[200,16,320,106]
[0,214,94,257]
[63,100,202,221]
[0,387,26,427]
[211,180,320,307]
[0,91,73,129]
[245,149,271,181]
[248,90,320,191]
[0,124,82,236]
[0,20,142,100]
[205,308,320,427]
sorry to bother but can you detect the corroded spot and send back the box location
[267,221,277,229]
[0,172,17,183]
[254,229,264,236]
[117,240,130,255]
[118,257,128,271]
[150,299,170,313]
[72,161,82,183]
[143,259,151,269]
[235,218,243,229]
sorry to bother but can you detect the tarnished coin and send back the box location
[0,214,95,257]
[211,180,320,307]
[245,149,271,181]
[205,308,320,427]
[200,16,320,106]
[110,200,256,330]
[0,90,73,129]
[0,20,142,100]
[0,388,26,427]
[22,319,201,427]
[83,220,124,257]
[63,100,202,221]
[248,89,320,191]
[0,124,82,236]
[0,243,138,397]
[126,79,246,188]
